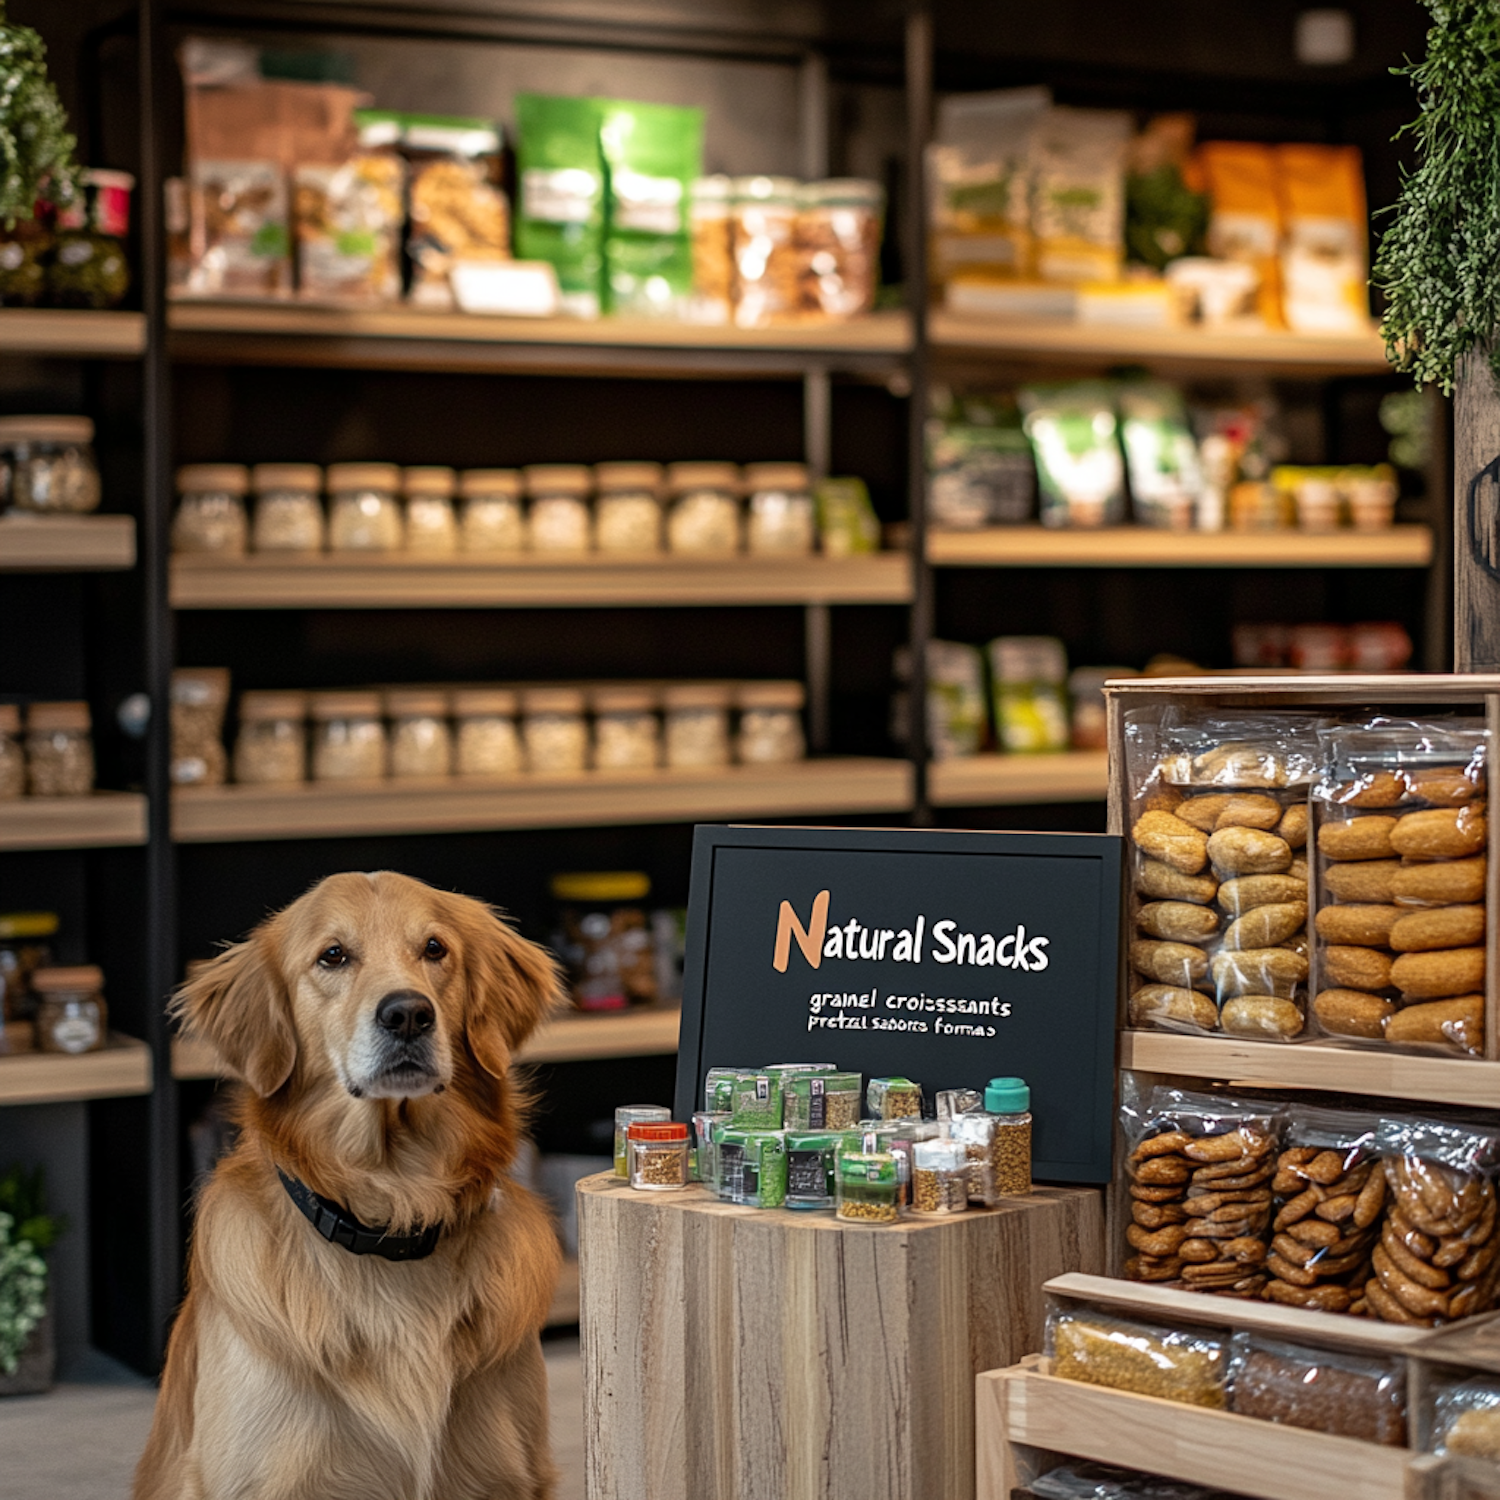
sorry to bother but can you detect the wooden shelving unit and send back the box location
[928,750,1108,805]
[0,514,137,571]
[0,792,149,851]
[170,550,912,609]
[0,1034,153,1107]
[0,307,147,358]
[927,525,1433,569]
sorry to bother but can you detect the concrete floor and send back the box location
[0,1335,585,1500]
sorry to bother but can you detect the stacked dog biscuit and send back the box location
[1264,1144,1385,1313]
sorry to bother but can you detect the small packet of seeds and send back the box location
[867,1076,923,1121]
[729,1072,783,1129]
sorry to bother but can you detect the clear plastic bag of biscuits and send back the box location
[1310,720,1487,1057]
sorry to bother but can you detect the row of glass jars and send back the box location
[232,680,806,786]
[0,701,95,798]
[171,460,818,559]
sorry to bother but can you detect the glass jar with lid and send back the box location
[796,178,884,320]
[0,415,101,513]
[744,461,815,555]
[590,684,660,770]
[327,462,404,552]
[834,1146,899,1224]
[233,690,307,785]
[627,1121,690,1191]
[520,686,589,773]
[33,965,107,1054]
[524,464,593,554]
[735,680,806,765]
[614,1104,671,1177]
[402,466,458,555]
[309,690,387,781]
[172,463,248,555]
[251,462,324,554]
[593,462,664,555]
[662,682,732,769]
[458,470,525,553]
[665,462,741,556]
[731,175,801,327]
[0,704,23,798]
[910,1138,970,1217]
[26,701,94,796]
[385,687,452,778]
[452,687,523,776]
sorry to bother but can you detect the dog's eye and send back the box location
[318,944,348,969]
[423,937,447,961]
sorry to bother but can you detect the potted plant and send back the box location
[0,1166,66,1396]
[0,2,82,226]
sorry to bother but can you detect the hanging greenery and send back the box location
[1374,0,1500,392]
[0,1,81,227]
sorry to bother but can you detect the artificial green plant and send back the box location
[0,1167,65,1376]
[0,1,82,226]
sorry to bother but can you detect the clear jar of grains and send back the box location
[233,690,307,785]
[593,462,664,554]
[452,687,523,776]
[663,682,732,769]
[0,414,101,512]
[665,462,740,555]
[459,470,525,552]
[309,690,386,781]
[590,683,660,770]
[386,688,453,778]
[171,463,249,556]
[524,464,592,554]
[33,965,107,1054]
[26,700,94,795]
[735,680,805,764]
[614,1104,671,1177]
[250,462,324,554]
[520,686,589,773]
[402,466,458,555]
[744,461,816,555]
[628,1121,691,1191]
[0,703,23,797]
[910,1138,970,1217]
[834,1147,899,1224]
[327,462,404,553]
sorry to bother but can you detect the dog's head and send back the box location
[174,871,561,1102]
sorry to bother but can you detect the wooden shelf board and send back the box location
[0,514,136,572]
[169,551,913,609]
[172,759,911,842]
[0,1034,152,1105]
[929,310,1391,374]
[927,524,1433,569]
[928,750,1108,805]
[546,1256,580,1328]
[0,308,146,358]
[0,792,148,851]
[1120,1030,1500,1109]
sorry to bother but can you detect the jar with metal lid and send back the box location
[233,690,307,785]
[662,682,732,769]
[459,470,525,553]
[327,462,404,552]
[614,1104,671,1177]
[451,687,522,776]
[524,464,593,554]
[309,690,387,781]
[590,684,660,770]
[251,462,324,554]
[731,175,801,327]
[26,701,94,796]
[593,462,664,555]
[402,466,458,555]
[665,462,741,555]
[0,415,101,513]
[33,965,107,1055]
[172,464,249,555]
[910,1138,970,1216]
[521,686,589,773]
[628,1121,690,1192]
[744,461,815,556]
[0,704,22,798]
[386,687,453,778]
[735,680,805,764]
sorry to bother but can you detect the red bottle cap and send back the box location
[628,1121,688,1142]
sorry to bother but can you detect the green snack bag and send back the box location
[729,1071,783,1128]
[515,94,605,318]
[1018,381,1126,528]
[599,98,703,317]
[814,476,880,556]
[1117,380,1203,530]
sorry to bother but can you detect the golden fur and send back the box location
[135,871,563,1500]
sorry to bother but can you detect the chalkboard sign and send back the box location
[674,825,1123,1182]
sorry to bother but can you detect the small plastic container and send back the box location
[32,965,107,1054]
[0,415,101,513]
[950,1110,1002,1207]
[781,1070,862,1130]
[891,1119,943,1207]
[524,464,593,554]
[26,701,94,796]
[459,470,525,553]
[0,704,24,798]
[386,688,452,778]
[233,690,307,785]
[402,466,459,554]
[521,686,589,774]
[834,1146,899,1224]
[735,681,806,765]
[593,462,664,555]
[614,1104,671,1177]
[452,687,523,776]
[590,684,660,771]
[172,463,249,555]
[628,1121,691,1191]
[797,178,884,320]
[665,462,741,555]
[692,1109,730,1188]
[327,462,404,553]
[744,462,816,555]
[910,1138,970,1216]
[717,1128,787,1208]
[785,1131,841,1209]
[250,462,324,554]
[309,690,387,782]
[867,1076,923,1121]
[663,682,732,769]
[984,1076,1032,1196]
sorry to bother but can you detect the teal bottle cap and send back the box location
[985,1076,1030,1113]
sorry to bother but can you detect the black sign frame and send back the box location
[674,824,1123,1183]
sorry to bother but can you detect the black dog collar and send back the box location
[277,1167,442,1261]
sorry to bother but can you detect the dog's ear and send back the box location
[170,925,297,1097]
[453,898,563,1080]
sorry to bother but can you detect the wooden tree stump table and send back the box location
[578,1173,1104,1500]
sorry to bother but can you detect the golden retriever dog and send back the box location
[135,871,563,1500]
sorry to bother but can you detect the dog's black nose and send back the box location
[376,991,436,1040]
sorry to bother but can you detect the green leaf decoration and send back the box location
[0,1,83,227]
